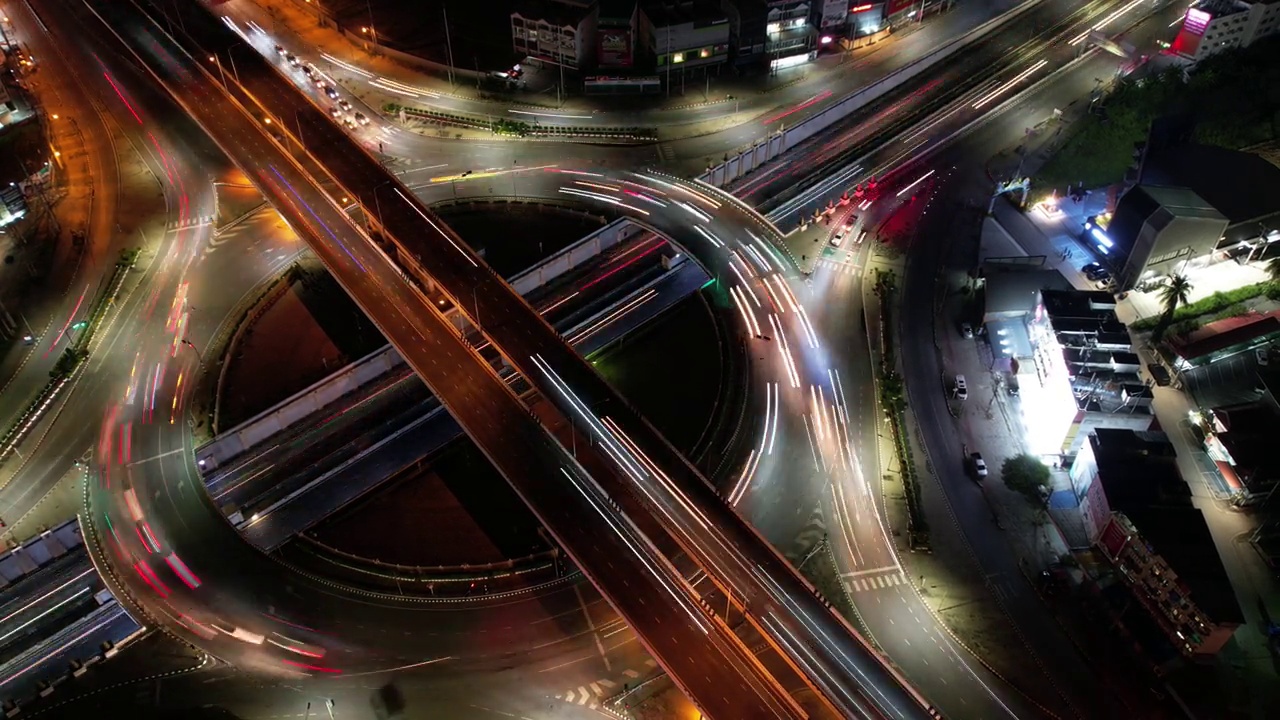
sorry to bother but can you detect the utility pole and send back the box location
[665,25,672,97]
[443,5,456,87]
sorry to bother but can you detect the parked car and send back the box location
[968,452,988,480]
[959,322,974,339]
[953,375,968,400]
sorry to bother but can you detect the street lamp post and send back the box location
[208,55,227,89]
[450,170,472,199]
[370,180,392,229]
[181,338,202,363]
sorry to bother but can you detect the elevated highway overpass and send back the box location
[72,0,806,715]
[138,1,936,716]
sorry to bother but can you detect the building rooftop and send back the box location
[1091,429,1244,625]
[1140,185,1227,223]
[643,0,727,26]
[983,269,1072,319]
[512,0,598,27]
[1173,313,1280,363]
[1120,506,1245,625]
[1142,144,1280,227]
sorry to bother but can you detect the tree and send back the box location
[1149,273,1193,346]
[1266,255,1280,283]
[1001,454,1051,507]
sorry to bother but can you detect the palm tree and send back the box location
[1150,273,1193,345]
[1266,255,1280,284]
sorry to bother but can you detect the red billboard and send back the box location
[888,0,917,16]
[598,29,633,68]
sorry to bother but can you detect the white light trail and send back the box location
[972,60,1048,109]
[693,225,723,248]
[770,314,801,388]
[729,286,762,337]
[321,53,374,78]
[896,169,937,197]
[509,109,593,120]
[393,187,478,267]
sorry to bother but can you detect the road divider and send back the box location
[384,103,656,143]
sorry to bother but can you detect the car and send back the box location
[323,84,339,99]
[959,322,974,339]
[969,452,988,480]
[1081,262,1103,274]
[337,99,353,112]
[1258,347,1271,367]
[285,53,300,67]
[328,106,342,119]
[274,44,287,57]
[342,115,357,129]
[314,76,327,88]
[301,65,316,78]
[831,228,845,247]
[354,112,369,126]
[953,375,968,400]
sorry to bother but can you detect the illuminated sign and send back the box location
[1184,8,1211,36]
[851,3,873,10]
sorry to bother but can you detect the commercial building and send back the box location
[598,0,640,69]
[723,0,816,71]
[978,272,1156,456]
[1074,428,1244,666]
[511,0,599,70]
[1104,139,1280,289]
[644,0,731,74]
[1171,0,1280,62]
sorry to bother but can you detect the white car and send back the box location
[953,375,968,401]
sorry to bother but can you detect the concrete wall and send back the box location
[197,346,405,470]
[0,519,83,588]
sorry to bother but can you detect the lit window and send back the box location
[672,52,684,63]
[700,47,710,58]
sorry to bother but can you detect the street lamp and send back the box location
[450,170,472,199]
[208,55,228,89]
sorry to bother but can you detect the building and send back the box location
[644,0,731,75]
[979,276,1154,455]
[512,0,599,70]
[723,0,816,71]
[598,0,640,69]
[1203,398,1280,500]
[1105,141,1280,289]
[1078,428,1245,664]
[847,2,888,38]
[1039,290,1154,455]
[1171,0,1280,62]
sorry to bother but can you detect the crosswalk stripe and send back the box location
[597,679,617,689]
[622,668,640,678]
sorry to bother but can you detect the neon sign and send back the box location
[1184,8,1211,36]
